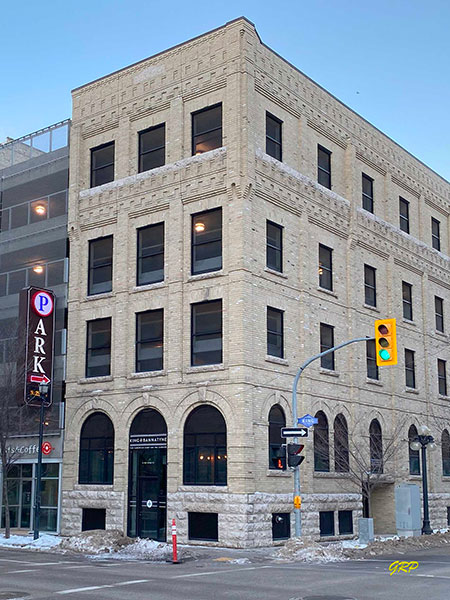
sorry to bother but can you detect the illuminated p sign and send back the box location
[31,291,54,317]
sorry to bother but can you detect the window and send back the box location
[136,309,163,372]
[272,513,290,540]
[399,197,410,233]
[334,414,349,473]
[338,511,353,535]
[90,142,114,187]
[319,244,333,291]
[362,174,374,213]
[408,425,420,475]
[266,221,282,272]
[79,412,114,484]
[266,113,282,161]
[402,282,413,320]
[364,265,376,307]
[442,430,450,476]
[432,217,441,251]
[318,145,331,189]
[137,223,164,285]
[369,419,383,474]
[366,339,379,380]
[86,318,111,377]
[319,511,334,536]
[183,405,227,485]
[82,508,106,531]
[438,359,447,396]
[139,123,165,173]
[268,405,286,470]
[435,296,444,332]
[320,323,335,370]
[192,104,222,155]
[191,300,222,366]
[191,208,222,275]
[188,512,218,541]
[88,236,113,295]
[405,349,416,389]
[314,411,329,472]
[267,307,284,358]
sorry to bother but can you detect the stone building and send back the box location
[61,17,450,546]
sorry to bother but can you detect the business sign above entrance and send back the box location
[129,433,167,449]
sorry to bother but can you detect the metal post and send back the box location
[33,399,45,540]
[421,443,432,535]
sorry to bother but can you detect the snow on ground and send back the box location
[0,533,61,551]
[275,537,346,563]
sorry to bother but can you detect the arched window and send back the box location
[79,412,114,484]
[268,405,286,470]
[334,414,349,472]
[442,429,450,476]
[408,425,420,475]
[183,405,227,485]
[314,411,329,472]
[369,419,383,474]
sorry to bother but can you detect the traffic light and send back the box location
[287,443,305,468]
[374,318,397,366]
[272,445,287,470]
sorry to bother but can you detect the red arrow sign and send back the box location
[29,374,51,384]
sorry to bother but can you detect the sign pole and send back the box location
[33,397,45,540]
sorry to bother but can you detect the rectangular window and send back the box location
[318,145,331,189]
[319,511,335,536]
[399,197,410,233]
[338,510,353,535]
[402,281,413,321]
[266,221,283,272]
[320,323,335,370]
[136,309,163,372]
[86,318,111,378]
[435,296,444,332]
[266,113,282,161]
[272,513,290,540]
[191,208,222,275]
[82,508,106,532]
[267,307,284,358]
[319,244,333,291]
[362,173,374,213]
[138,123,165,173]
[364,265,376,307]
[137,223,164,285]
[191,300,222,366]
[438,359,447,396]
[192,104,222,155]
[405,349,416,389]
[88,236,113,295]
[188,512,218,541]
[432,217,441,251]
[90,142,114,188]
[366,339,379,380]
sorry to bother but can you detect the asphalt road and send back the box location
[1,546,450,600]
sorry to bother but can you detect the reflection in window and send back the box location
[319,244,332,291]
[91,142,115,188]
[86,318,111,377]
[88,237,113,295]
[266,221,282,272]
[362,173,374,213]
[192,209,222,275]
[266,113,282,161]
[191,300,222,366]
[136,309,163,372]
[192,104,222,155]
[79,412,114,484]
[320,323,335,370]
[137,223,164,285]
[267,307,284,358]
[318,145,331,189]
[139,124,165,172]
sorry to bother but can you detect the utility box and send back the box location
[395,484,421,537]
[358,517,374,544]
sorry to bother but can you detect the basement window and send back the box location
[188,512,218,541]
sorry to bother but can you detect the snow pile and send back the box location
[275,537,346,563]
[0,533,61,551]
[344,530,450,559]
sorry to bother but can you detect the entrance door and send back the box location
[138,476,166,539]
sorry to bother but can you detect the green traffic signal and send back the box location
[379,349,391,360]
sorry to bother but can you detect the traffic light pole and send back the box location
[33,398,45,540]
[291,336,374,538]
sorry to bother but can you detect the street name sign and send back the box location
[298,414,318,428]
[281,427,308,438]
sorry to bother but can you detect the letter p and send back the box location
[39,295,49,312]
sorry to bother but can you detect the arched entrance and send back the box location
[128,409,167,541]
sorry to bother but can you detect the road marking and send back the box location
[56,579,150,595]
[7,569,39,573]
[0,558,35,564]
[172,565,272,579]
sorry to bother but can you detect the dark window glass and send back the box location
[399,197,410,233]
[30,199,48,224]
[192,104,222,155]
[318,145,331,189]
[364,265,376,307]
[137,223,164,285]
[272,513,290,540]
[402,282,413,321]
[48,191,67,218]
[266,113,282,161]
[432,217,441,251]
[435,296,444,332]
[438,359,447,396]
[442,430,450,476]
[366,339,379,380]
[28,265,46,288]
[266,221,282,272]
[183,405,227,485]
[47,261,65,287]
[267,307,284,358]
[139,124,165,173]
[91,142,114,188]
[191,300,222,366]
[314,411,329,472]
[192,208,222,275]
[82,508,106,531]
[320,323,335,370]
[319,244,333,291]
[10,203,28,229]
[405,349,416,389]
[369,419,383,474]
[319,511,334,536]
[8,270,26,294]
[79,412,114,484]
[334,414,349,473]
[188,512,218,541]
[88,236,113,295]
[0,274,6,297]
[269,405,286,470]
[136,309,163,372]
[408,425,420,475]
[362,174,374,213]
[338,511,353,535]
[86,318,111,377]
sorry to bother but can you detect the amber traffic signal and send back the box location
[374,318,397,366]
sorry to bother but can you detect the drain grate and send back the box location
[0,593,30,600]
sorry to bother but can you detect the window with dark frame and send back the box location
[320,323,335,370]
[438,359,447,396]
[191,300,222,366]
[267,307,284,359]
[399,197,410,233]
[191,208,222,275]
[272,513,290,540]
[338,511,353,535]
[334,414,349,473]
[362,173,374,213]
[402,281,413,321]
[364,264,376,307]
[137,223,164,285]
[408,425,420,475]
[90,142,114,188]
[319,511,334,536]
[366,339,379,380]
[369,419,383,474]
[435,296,444,332]
[319,244,333,291]
[266,113,282,161]
[136,309,163,373]
[405,349,416,389]
[188,512,218,541]
[138,123,165,173]
[86,318,111,378]
[314,411,330,472]
[192,104,222,155]
[88,236,113,295]
[432,217,441,251]
[442,430,450,476]
[318,145,331,189]
[269,405,286,470]
[266,221,283,272]
[79,412,114,484]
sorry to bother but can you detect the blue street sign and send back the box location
[298,414,318,428]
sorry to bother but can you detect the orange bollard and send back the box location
[171,518,181,563]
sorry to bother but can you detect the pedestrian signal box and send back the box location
[374,318,397,366]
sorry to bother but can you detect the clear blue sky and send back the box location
[1,0,449,181]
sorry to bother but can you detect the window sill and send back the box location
[188,270,223,282]
[363,304,379,313]
[129,370,166,379]
[320,368,339,377]
[264,267,288,279]
[267,469,291,477]
[132,281,165,292]
[179,484,228,491]
[439,394,449,400]
[314,471,351,479]
[265,355,289,366]
[366,378,382,386]
[317,287,337,298]
[74,484,114,490]
[441,476,450,481]
[85,292,113,301]
[186,364,225,374]
[435,330,447,338]
[408,475,422,480]
[78,376,113,384]
[405,387,419,394]
[403,318,416,326]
